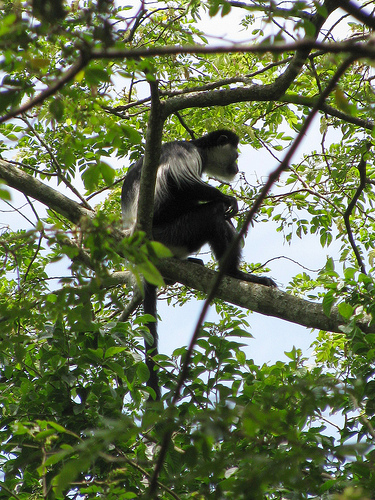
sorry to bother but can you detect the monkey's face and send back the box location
[204,144,239,182]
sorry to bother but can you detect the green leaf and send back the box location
[338,302,354,320]
[82,164,100,191]
[343,267,357,280]
[147,240,173,258]
[137,362,151,383]
[87,348,104,359]
[235,349,246,365]
[54,456,91,497]
[85,67,111,85]
[47,422,68,433]
[0,89,22,113]
[221,1,231,16]
[99,161,115,185]
[0,187,11,200]
[104,346,126,358]
[138,260,165,287]
[322,291,336,316]
[121,125,142,144]
[49,98,64,121]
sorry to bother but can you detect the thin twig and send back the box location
[343,143,371,275]
[124,7,147,43]
[173,111,196,139]
[118,288,142,322]
[335,0,375,30]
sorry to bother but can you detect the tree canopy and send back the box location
[1,0,375,498]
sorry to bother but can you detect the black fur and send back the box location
[122,130,276,399]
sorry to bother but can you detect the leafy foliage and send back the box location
[0,0,375,499]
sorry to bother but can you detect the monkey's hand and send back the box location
[224,196,238,219]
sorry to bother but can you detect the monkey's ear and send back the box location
[217,134,229,146]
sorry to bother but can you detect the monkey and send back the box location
[121,130,276,399]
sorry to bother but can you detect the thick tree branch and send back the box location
[110,261,374,334]
[0,160,94,223]
[161,49,372,116]
[2,157,372,336]
[136,80,165,236]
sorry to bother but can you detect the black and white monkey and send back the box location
[122,130,276,399]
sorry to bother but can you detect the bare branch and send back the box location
[344,143,371,274]
[118,288,143,322]
[124,7,147,43]
[228,1,315,21]
[2,36,374,126]
[280,94,374,130]
[90,40,375,64]
[20,116,92,210]
[336,0,375,29]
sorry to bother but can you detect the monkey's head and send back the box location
[200,130,239,181]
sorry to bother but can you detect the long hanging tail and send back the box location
[143,282,161,400]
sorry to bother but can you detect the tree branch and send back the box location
[2,37,374,126]
[343,143,371,274]
[110,261,374,334]
[92,39,375,62]
[136,79,165,236]
[3,157,371,337]
[280,94,374,131]
[0,160,94,223]
[2,148,374,347]
[335,0,375,29]
[228,1,315,21]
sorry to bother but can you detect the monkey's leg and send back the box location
[153,201,228,255]
[204,204,277,288]
[153,202,276,287]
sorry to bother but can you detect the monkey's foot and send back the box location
[229,270,277,288]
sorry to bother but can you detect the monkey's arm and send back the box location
[180,179,238,216]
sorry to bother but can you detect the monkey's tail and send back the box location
[143,281,161,400]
